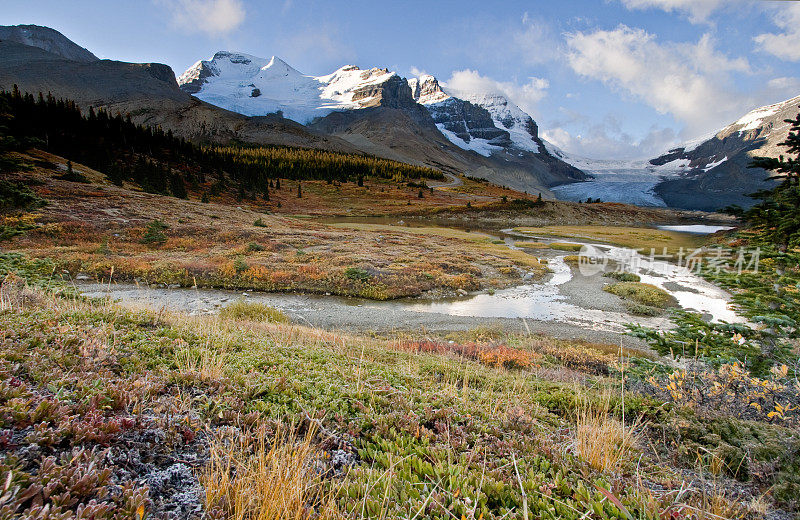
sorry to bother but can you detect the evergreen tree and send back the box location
[297,181,302,198]
[746,109,800,249]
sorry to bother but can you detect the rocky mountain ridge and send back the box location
[647,94,799,210]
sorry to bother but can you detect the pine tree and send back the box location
[747,109,800,249]
[297,181,302,198]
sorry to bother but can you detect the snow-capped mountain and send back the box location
[650,93,800,172]
[179,55,552,160]
[178,52,413,124]
[408,74,542,156]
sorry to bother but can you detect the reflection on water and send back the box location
[657,224,735,234]
[398,256,669,332]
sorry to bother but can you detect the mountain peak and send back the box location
[409,75,449,105]
[0,24,98,62]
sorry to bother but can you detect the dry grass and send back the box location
[5,160,547,299]
[174,346,226,383]
[0,272,44,311]
[513,241,549,249]
[203,425,340,520]
[572,390,640,473]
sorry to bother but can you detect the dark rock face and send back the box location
[179,63,216,94]
[351,74,416,109]
[141,63,179,86]
[650,129,773,210]
[0,24,98,62]
[427,98,511,146]
[654,157,777,212]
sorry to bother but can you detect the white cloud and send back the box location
[437,13,559,70]
[542,119,678,160]
[409,66,429,77]
[444,69,549,116]
[565,24,750,135]
[156,0,245,36]
[766,76,800,94]
[617,0,732,23]
[754,3,800,62]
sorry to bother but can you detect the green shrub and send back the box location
[344,266,371,281]
[605,271,641,282]
[219,300,289,323]
[233,257,248,274]
[140,220,168,245]
[624,302,661,316]
[253,218,267,227]
[247,242,265,252]
[0,180,46,211]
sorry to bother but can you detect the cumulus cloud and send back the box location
[542,119,678,160]
[444,69,549,116]
[409,66,429,77]
[617,0,733,23]
[565,25,750,135]
[157,0,245,36]
[754,3,800,62]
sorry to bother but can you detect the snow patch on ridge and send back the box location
[435,124,502,157]
[177,52,399,124]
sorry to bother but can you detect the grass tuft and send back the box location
[572,391,640,473]
[203,425,340,519]
[549,242,584,252]
[219,300,290,323]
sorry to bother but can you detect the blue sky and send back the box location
[4,0,800,159]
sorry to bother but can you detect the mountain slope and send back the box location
[650,95,798,210]
[0,24,98,62]
[0,30,357,153]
